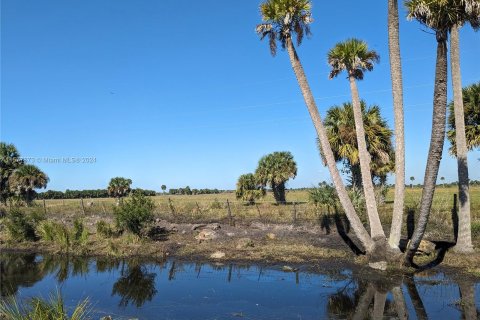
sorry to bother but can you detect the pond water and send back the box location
[0,253,479,319]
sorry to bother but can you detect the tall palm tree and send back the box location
[322,101,394,189]
[327,38,385,241]
[107,177,132,205]
[236,173,266,205]
[451,8,479,252]
[388,0,406,251]
[448,82,480,152]
[256,0,375,253]
[403,0,478,265]
[0,142,24,204]
[8,164,49,205]
[255,151,297,204]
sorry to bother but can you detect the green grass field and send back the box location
[27,186,480,243]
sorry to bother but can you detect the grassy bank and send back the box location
[20,186,480,241]
[1,187,480,276]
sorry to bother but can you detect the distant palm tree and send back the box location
[322,101,394,189]
[410,176,415,188]
[440,176,445,187]
[403,0,479,265]
[236,173,266,205]
[256,0,374,252]
[327,38,384,240]
[8,164,49,205]
[387,0,406,251]
[0,142,24,204]
[448,0,479,254]
[108,177,132,205]
[255,152,297,204]
[161,185,167,194]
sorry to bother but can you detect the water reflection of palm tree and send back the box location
[458,281,478,320]
[327,272,428,319]
[0,253,46,296]
[112,264,157,308]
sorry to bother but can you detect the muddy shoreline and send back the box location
[2,219,480,279]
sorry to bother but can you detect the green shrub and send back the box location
[309,182,338,214]
[96,220,114,238]
[55,224,70,250]
[72,218,89,245]
[38,221,56,241]
[37,221,70,250]
[5,208,37,242]
[113,191,155,235]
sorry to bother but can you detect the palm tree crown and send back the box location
[255,151,297,186]
[108,177,132,198]
[448,81,480,153]
[256,0,313,56]
[322,101,394,185]
[405,0,480,40]
[236,173,266,204]
[255,151,297,204]
[327,39,380,80]
[8,164,49,204]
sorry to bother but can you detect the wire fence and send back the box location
[29,192,480,230]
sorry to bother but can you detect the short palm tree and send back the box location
[322,101,394,189]
[327,38,385,241]
[8,164,49,205]
[404,0,479,265]
[236,173,266,205]
[255,151,297,204]
[0,142,24,204]
[107,177,132,204]
[256,0,375,253]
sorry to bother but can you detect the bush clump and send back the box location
[309,182,338,214]
[113,191,155,235]
[5,208,38,242]
[72,218,89,245]
[96,220,115,238]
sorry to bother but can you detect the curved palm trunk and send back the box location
[450,24,473,253]
[404,36,448,266]
[388,0,405,250]
[349,77,385,240]
[284,37,375,252]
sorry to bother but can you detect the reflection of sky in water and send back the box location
[5,255,480,320]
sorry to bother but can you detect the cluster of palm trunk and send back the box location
[256,0,478,268]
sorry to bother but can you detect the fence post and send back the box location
[80,198,86,215]
[43,199,47,215]
[226,199,234,226]
[292,202,297,224]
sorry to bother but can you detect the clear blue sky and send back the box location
[1,0,479,191]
